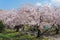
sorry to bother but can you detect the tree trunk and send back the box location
[14,25,20,32]
[16,27,19,32]
[37,29,41,37]
[56,28,59,34]
[55,24,60,34]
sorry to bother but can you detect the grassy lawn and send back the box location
[0,29,50,40]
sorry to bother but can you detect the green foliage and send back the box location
[0,21,5,33]
[42,26,58,35]
[5,29,16,33]
[24,25,30,31]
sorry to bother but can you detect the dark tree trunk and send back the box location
[56,28,59,34]
[16,26,19,32]
[36,26,41,37]
[37,29,41,37]
[14,25,20,32]
[56,24,60,34]
[36,16,43,37]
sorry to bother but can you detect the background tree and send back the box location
[0,20,5,33]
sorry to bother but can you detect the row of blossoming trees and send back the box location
[0,4,60,37]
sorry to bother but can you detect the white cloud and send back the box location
[36,2,42,6]
[44,3,52,7]
[36,0,60,7]
[52,0,60,2]
[51,0,60,6]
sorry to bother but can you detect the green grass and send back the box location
[0,29,50,40]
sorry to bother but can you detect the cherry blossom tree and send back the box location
[0,4,60,36]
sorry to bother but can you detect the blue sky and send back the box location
[0,0,60,10]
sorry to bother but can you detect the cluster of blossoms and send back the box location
[0,4,60,30]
